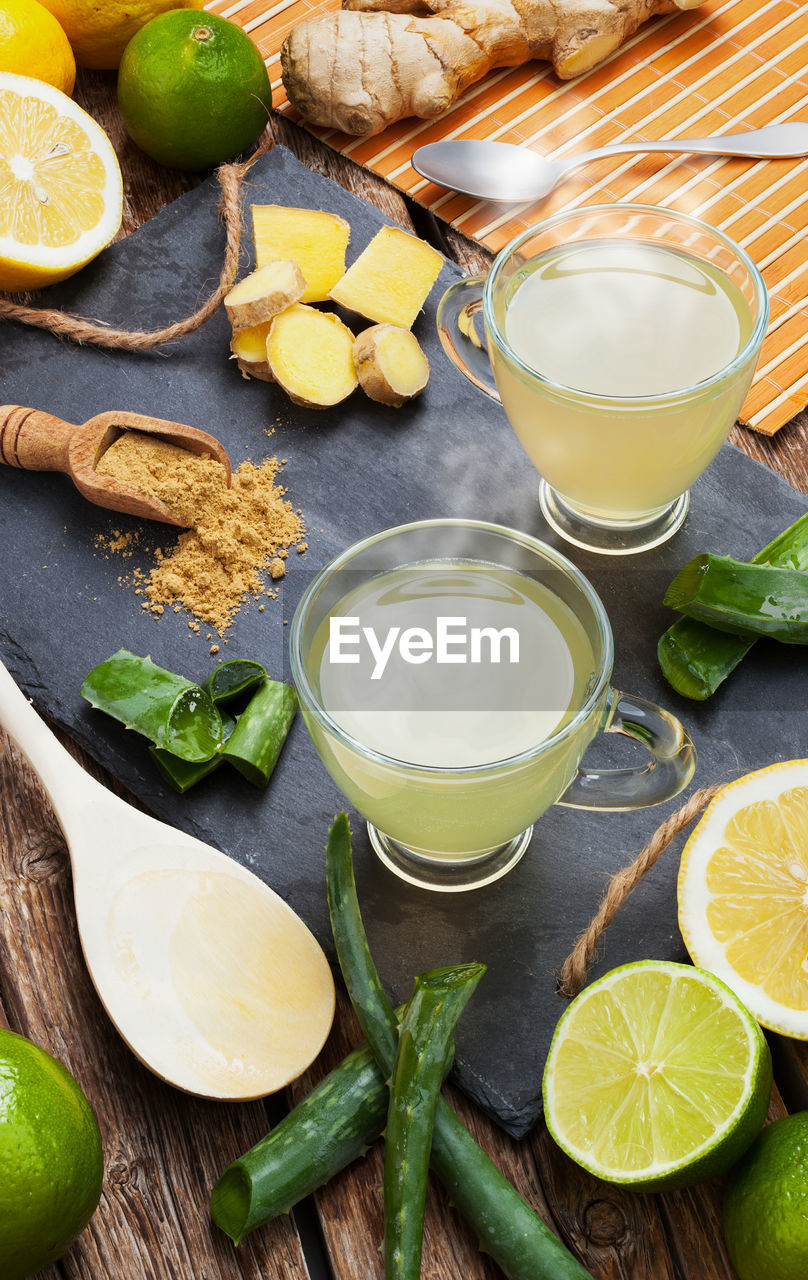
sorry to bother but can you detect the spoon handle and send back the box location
[0,405,76,473]
[0,656,96,832]
[561,121,808,171]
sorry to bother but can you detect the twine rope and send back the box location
[559,782,725,1000]
[0,143,273,349]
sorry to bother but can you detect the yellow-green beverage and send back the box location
[290,519,695,891]
[305,560,601,859]
[494,238,756,524]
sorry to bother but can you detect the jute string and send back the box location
[559,782,725,1000]
[0,143,274,349]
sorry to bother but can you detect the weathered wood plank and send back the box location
[0,728,309,1280]
[13,60,808,1280]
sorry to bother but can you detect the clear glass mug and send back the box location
[438,205,768,556]
[289,520,696,892]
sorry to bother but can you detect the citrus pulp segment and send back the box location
[0,73,122,290]
[542,961,771,1191]
[678,760,808,1037]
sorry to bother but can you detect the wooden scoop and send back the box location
[0,406,232,527]
[0,656,335,1099]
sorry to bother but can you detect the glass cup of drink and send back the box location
[289,519,696,892]
[438,205,768,556]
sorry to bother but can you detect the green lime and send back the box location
[542,960,771,1192]
[117,10,272,171]
[0,1028,103,1280]
[724,1113,808,1280]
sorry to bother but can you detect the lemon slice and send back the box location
[0,72,122,290]
[543,961,771,1191]
[679,759,808,1037]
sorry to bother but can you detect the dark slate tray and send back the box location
[1,147,806,1136]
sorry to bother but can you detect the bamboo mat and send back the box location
[209,0,808,435]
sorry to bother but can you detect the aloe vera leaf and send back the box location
[212,1040,389,1244]
[221,680,298,787]
[326,814,592,1280]
[206,659,267,706]
[81,649,222,761]
[210,999,461,1245]
[659,511,808,699]
[150,710,236,793]
[384,964,485,1280]
[664,554,808,643]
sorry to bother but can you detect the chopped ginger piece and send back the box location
[329,226,442,328]
[225,260,305,332]
[267,304,357,408]
[230,322,274,381]
[353,324,430,406]
[251,207,350,303]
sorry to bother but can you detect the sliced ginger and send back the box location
[354,324,430,406]
[267,304,358,408]
[230,322,274,381]
[251,207,350,303]
[329,225,443,328]
[225,260,305,332]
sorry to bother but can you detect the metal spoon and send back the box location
[0,657,335,1098]
[412,121,808,203]
[0,405,232,526]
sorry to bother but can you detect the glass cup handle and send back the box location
[436,276,502,403]
[559,690,696,810]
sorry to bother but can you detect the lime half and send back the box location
[543,961,771,1192]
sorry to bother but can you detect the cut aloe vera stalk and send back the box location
[206,660,267,706]
[150,711,236,793]
[658,512,808,699]
[81,649,223,761]
[664,555,808,643]
[543,960,771,1192]
[221,680,298,787]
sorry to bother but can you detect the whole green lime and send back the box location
[0,1028,103,1280]
[724,1113,808,1280]
[117,10,272,170]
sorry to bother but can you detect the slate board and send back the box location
[1,147,807,1137]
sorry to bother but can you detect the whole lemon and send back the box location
[36,0,204,69]
[117,11,272,171]
[0,0,75,94]
[724,1113,808,1280]
[0,1028,103,1280]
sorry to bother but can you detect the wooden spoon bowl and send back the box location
[0,406,231,526]
[0,657,335,1099]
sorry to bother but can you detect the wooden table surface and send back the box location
[3,69,808,1280]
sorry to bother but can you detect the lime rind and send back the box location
[543,960,771,1192]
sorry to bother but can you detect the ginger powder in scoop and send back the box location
[98,430,305,631]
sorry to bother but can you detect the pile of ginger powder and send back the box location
[97,430,306,633]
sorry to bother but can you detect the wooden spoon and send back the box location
[0,657,335,1099]
[0,406,232,527]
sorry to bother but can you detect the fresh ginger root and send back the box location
[282,0,703,135]
[354,324,430,405]
[230,323,275,381]
[251,207,350,302]
[225,260,305,331]
[267,304,358,407]
[330,225,443,327]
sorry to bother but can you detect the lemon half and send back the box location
[679,759,808,1037]
[0,72,122,291]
